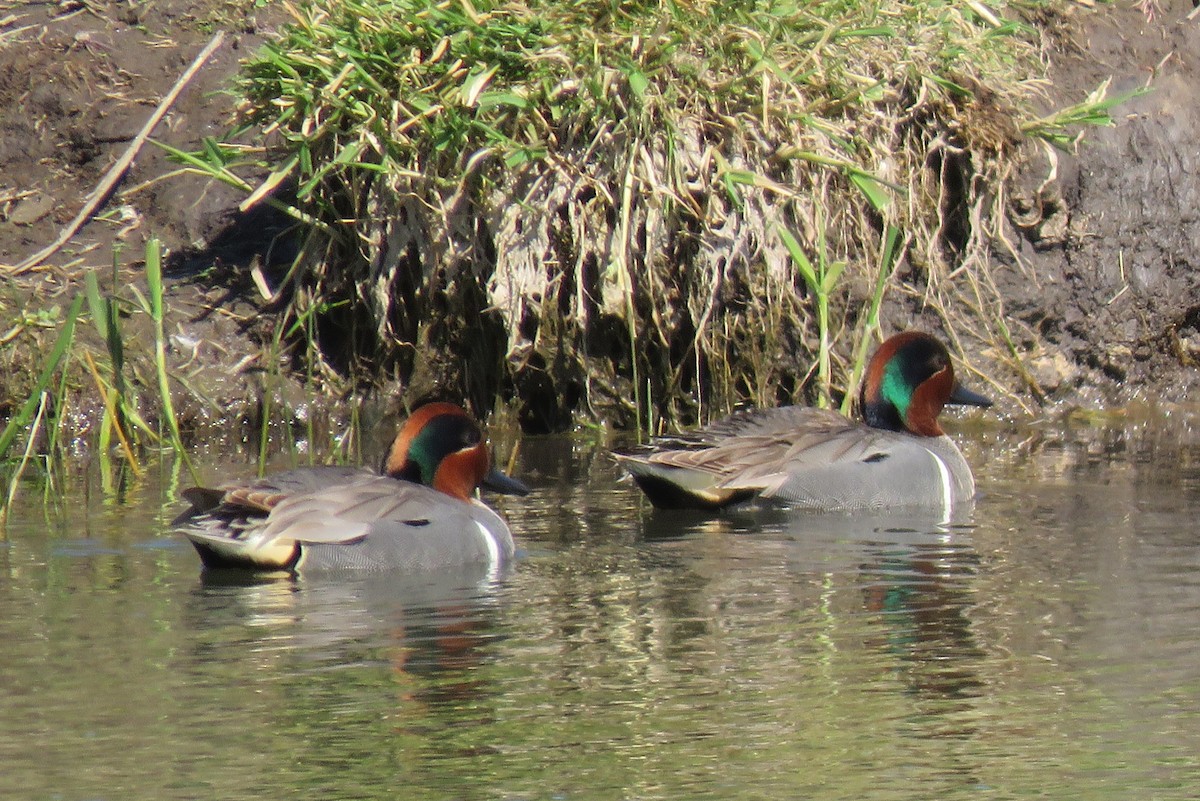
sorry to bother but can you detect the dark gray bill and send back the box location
[948,383,992,407]
[482,466,531,496]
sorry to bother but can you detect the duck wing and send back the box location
[669,408,965,510]
[177,467,384,568]
[258,476,511,572]
[621,406,876,477]
[254,475,479,545]
[615,406,914,509]
[177,466,374,519]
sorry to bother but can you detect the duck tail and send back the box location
[182,528,299,571]
[613,455,754,510]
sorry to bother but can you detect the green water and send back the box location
[2,418,1199,800]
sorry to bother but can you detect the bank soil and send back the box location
[0,1,1197,437]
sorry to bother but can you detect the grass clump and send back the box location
[1,256,333,515]
[0,238,207,512]
[192,0,1122,433]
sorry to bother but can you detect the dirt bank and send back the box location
[1,1,1197,438]
[993,0,1200,408]
[0,1,304,437]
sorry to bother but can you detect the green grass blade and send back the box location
[848,171,890,212]
[823,260,848,292]
[84,271,109,341]
[144,238,198,481]
[777,226,818,291]
[0,294,84,462]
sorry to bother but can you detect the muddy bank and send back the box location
[1,1,1198,443]
[993,0,1200,408]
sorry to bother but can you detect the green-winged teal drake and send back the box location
[614,331,991,512]
[176,402,529,572]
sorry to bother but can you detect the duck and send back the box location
[613,331,992,512]
[175,402,530,573]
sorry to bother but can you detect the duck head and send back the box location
[860,332,992,437]
[383,402,530,500]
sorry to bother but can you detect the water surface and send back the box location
[2,416,1199,800]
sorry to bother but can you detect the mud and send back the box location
[0,1,302,435]
[995,1,1200,405]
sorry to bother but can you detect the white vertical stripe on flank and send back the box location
[928,449,953,521]
[476,520,501,580]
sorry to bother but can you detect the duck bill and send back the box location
[482,466,531,496]
[948,383,992,408]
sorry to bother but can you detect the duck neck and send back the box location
[431,447,489,501]
[389,459,426,485]
[862,360,910,433]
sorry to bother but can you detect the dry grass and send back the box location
[180,0,1129,433]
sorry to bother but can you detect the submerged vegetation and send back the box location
[1,0,1130,500]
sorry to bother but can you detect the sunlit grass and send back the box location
[199,0,1130,432]
[227,0,1050,224]
[124,0,1131,439]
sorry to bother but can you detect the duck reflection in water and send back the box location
[185,566,509,726]
[641,508,988,735]
[858,537,986,713]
